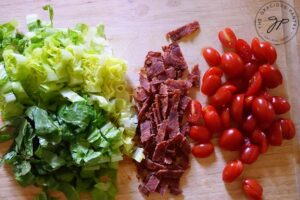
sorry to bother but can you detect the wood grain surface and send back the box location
[0,0,299,199]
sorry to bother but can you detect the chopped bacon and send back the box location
[166,21,200,42]
[134,42,198,196]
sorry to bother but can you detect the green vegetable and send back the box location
[0,5,137,200]
[3,102,129,199]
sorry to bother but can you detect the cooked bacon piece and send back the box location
[166,21,200,42]
[167,91,181,138]
[139,70,151,92]
[162,42,188,72]
[188,64,200,87]
[152,141,168,163]
[180,122,190,136]
[156,120,167,143]
[144,51,165,79]
[144,175,160,193]
[140,120,152,143]
[134,87,148,102]
[165,79,192,92]
[178,96,191,119]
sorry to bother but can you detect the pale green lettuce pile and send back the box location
[0,5,137,200]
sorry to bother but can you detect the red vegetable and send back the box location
[221,107,231,129]
[202,67,223,81]
[219,128,244,151]
[280,119,296,140]
[235,39,253,63]
[187,100,203,124]
[192,143,214,158]
[203,105,223,133]
[246,72,262,96]
[189,125,212,143]
[244,62,258,81]
[201,75,222,96]
[251,37,277,64]
[231,94,244,123]
[240,144,260,164]
[218,28,237,49]
[210,85,234,107]
[222,160,244,182]
[251,129,268,153]
[203,47,221,67]
[221,52,245,78]
[252,97,275,124]
[268,121,283,146]
[271,96,290,114]
[242,114,257,133]
[242,178,263,200]
[259,64,283,88]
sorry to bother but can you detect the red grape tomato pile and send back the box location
[186,27,295,200]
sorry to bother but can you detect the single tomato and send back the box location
[187,100,203,124]
[202,67,223,81]
[221,52,245,78]
[231,94,245,123]
[219,128,244,151]
[250,129,268,153]
[252,97,275,123]
[240,144,260,164]
[203,47,221,67]
[258,64,283,88]
[210,85,234,107]
[270,96,290,114]
[189,125,212,143]
[218,28,237,49]
[242,178,263,200]
[245,72,262,96]
[235,39,253,63]
[268,121,283,146]
[222,160,244,183]
[279,119,296,140]
[192,143,214,158]
[201,75,222,96]
[203,106,223,133]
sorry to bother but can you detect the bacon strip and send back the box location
[166,21,200,42]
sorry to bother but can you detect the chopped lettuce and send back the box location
[0,5,137,200]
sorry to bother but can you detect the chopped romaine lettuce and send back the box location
[0,5,137,200]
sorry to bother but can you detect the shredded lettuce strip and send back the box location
[0,5,138,200]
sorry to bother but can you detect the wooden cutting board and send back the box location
[0,0,299,199]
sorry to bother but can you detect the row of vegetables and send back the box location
[0,6,296,200]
